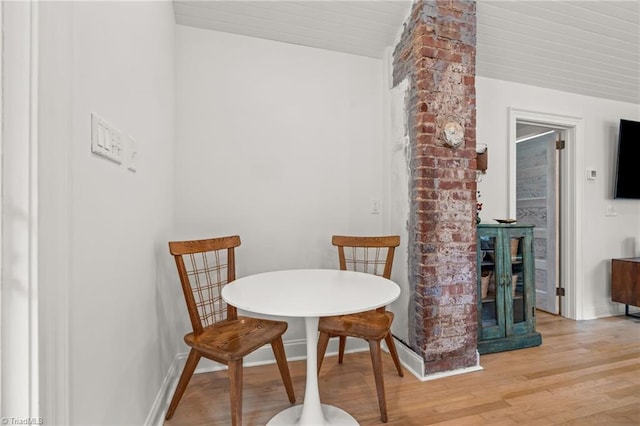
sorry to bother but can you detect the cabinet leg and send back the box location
[624,304,640,319]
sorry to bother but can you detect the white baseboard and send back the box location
[146,336,482,424]
[193,336,371,374]
[145,354,182,426]
[390,338,483,381]
[583,301,629,320]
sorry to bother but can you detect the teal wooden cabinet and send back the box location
[477,224,542,354]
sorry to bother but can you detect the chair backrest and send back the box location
[169,235,241,335]
[332,235,400,280]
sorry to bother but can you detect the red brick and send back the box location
[417,45,438,58]
[415,133,436,146]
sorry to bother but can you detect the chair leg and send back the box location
[384,332,404,377]
[165,349,201,420]
[368,340,388,423]
[228,359,243,426]
[271,337,296,403]
[338,336,347,364]
[317,331,331,374]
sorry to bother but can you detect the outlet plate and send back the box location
[371,199,381,214]
[126,135,137,172]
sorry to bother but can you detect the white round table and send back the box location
[221,269,400,426]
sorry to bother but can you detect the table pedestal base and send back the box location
[267,404,358,426]
[267,316,359,425]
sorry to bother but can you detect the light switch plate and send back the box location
[91,113,122,164]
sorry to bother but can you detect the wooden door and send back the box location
[516,132,559,314]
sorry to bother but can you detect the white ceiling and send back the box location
[174,1,640,104]
[477,1,639,104]
[173,1,412,58]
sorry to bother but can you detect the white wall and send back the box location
[477,76,640,319]
[38,2,176,424]
[174,25,385,342]
[386,77,411,343]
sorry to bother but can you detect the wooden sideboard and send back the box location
[611,257,640,317]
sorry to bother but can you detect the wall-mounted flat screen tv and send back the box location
[614,119,640,199]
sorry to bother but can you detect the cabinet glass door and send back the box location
[505,229,534,336]
[478,232,504,340]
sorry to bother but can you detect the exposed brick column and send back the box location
[393,0,478,374]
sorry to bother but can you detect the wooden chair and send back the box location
[166,235,295,425]
[317,235,404,423]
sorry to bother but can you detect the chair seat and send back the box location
[185,316,288,362]
[319,310,394,340]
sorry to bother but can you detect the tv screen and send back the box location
[614,119,640,199]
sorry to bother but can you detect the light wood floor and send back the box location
[164,312,640,425]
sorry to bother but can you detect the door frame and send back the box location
[508,108,585,320]
[1,0,40,416]
[3,3,71,422]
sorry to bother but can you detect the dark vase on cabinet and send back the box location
[477,224,542,354]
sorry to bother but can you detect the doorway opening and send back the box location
[515,125,564,315]
[509,108,585,320]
